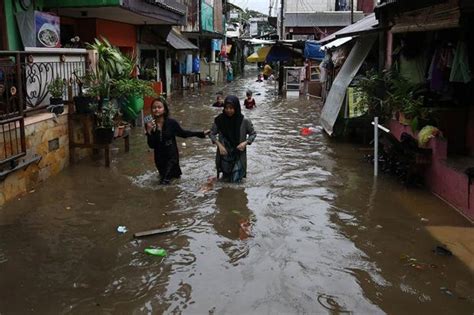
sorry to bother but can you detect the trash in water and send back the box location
[232,210,240,215]
[420,217,429,222]
[144,248,167,257]
[375,224,383,229]
[182,142,186,147]
[117,226,128,233]
[200,176,217,193]
[440,287,454,296]
[432,245,453,256]
[300,127,318,136]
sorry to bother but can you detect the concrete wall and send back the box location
[0,112,69,206]
[389,119,474,222]
[285,0,360,12]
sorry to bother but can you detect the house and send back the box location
[319,0,474,221]
[181,0,227,84]
[282,0,372,40]
[374,0,474,221]
[0,0,191,206]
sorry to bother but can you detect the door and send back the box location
[159,49,167,95]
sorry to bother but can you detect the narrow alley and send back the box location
[0,70,473,314]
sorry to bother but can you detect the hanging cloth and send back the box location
[449,41,472,83]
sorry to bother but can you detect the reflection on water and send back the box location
[0,66,473,314]
[213,187,254,265]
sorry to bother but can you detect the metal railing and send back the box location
[0,50,88,166]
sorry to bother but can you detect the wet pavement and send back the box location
[1,67,473,314]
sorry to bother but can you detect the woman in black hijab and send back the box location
[210,95,257,182]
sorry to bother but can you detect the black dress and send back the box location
[146,118,205,183]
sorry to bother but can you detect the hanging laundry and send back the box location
[449,41,472,83]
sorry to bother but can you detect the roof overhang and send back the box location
[166,30,198,50]
[318,13,382,44]
[45,1,186,25]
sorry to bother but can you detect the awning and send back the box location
[44,0,186,25]
[243,39,276,45]
[246,46,271,63]
[320,37,353,51]
[320,35,377,135]
[166,30,198,50]
[318,13,379,44]
[266,45,299,62]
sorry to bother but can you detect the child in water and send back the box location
[212,92,224,107]
[244,90,256,109]
[145,97,210,184]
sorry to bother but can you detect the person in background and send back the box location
[212,92,225,107]
[210,95,257,182]
[145,97,210,184]
[244,90,256,109]
[263,63,273,80]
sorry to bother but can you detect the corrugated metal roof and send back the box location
[285,11,365,27]
[318,13,379,44]
[320,36,353,50]
[166,30,198,50]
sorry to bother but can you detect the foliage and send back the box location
[355,69,428,130]
[47,77,65,98]
[111,78,156,99]
[86,37,137,99]
[385,71,427,131]
[93,99,119,129]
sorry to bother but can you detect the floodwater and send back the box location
[0,68,473,314]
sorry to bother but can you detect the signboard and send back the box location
[285,67,303,94]
[35,11,60,48]
[345,87,366,118]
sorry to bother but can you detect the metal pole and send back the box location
[374,116,378,177]
[351,0,354,24]
[280,0,284,39]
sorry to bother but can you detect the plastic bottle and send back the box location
[144,248,167,257]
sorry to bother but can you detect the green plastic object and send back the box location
[144,248,167,257]
[120,96,144,121]
[128,95,144,113]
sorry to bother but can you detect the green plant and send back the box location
[111,78,156,98]
[94,100,119,129]
[86,37,138,99]
[355,69,429,130]
[48,77,65,98]
[143,68,157,81]
[355,69,391,120]
[385,71,426,130]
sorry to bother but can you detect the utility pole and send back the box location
[351,0,354,24]
[280,0,284,39]
[269,0,272,17]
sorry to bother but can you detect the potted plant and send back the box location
[93,99,119,144]
[47,77,65,115]
[72,71,95,114]
[385,72,427,131]
[112,78,156,121]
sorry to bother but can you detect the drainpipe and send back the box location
[385,30,393,70]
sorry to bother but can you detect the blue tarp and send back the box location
[304,41,325,61]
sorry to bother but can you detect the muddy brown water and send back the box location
[1,68,473,314]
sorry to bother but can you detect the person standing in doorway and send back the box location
[145,97,210,184]
[210,95,256,182]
